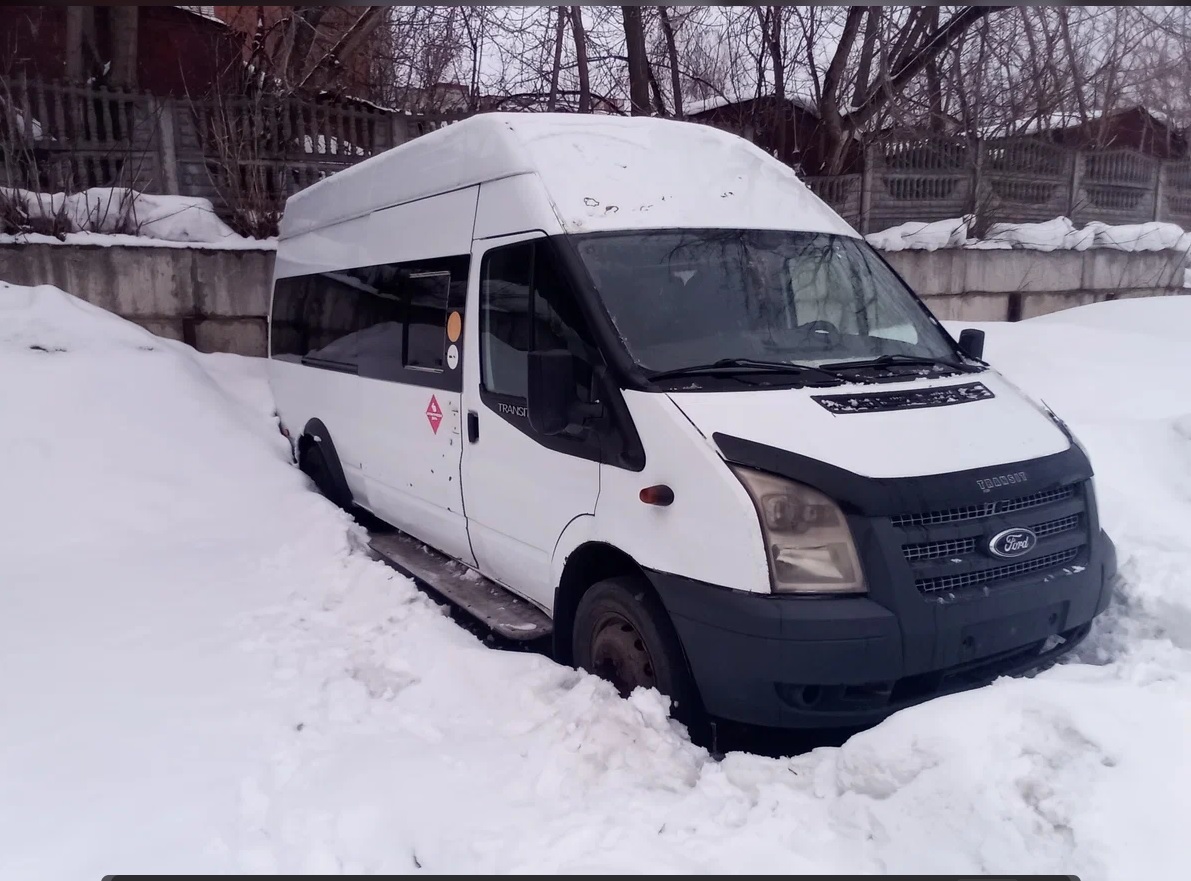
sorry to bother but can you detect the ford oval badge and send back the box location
[989,527,1038,558]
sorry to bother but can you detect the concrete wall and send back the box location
[0,244,274,354]
[1,243,1186,356]
[883,247,1188,322]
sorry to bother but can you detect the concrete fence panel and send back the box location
[0,243,275,354]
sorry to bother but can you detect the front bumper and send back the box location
[647,529,1116,729]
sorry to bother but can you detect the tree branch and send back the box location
[848,6,1008,128]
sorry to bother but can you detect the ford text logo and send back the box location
[976,471,1027,494]
[988,527,1038,558]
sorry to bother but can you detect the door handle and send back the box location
[466,410,479,443]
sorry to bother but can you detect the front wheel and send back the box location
[572,578,701,726]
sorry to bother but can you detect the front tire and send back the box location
[573,577,701,726]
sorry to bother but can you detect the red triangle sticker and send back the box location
[426,395,443,434]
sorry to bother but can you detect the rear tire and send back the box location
[299,441,351,510]
[573,577,702,728]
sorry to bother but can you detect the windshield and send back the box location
[573,229,959,376]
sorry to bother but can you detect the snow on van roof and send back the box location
[281,113,856,240]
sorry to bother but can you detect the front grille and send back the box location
[891,485,1076,529]
[903,536,976,562]
[1033,513,1080,538]
[916,549,1080,593]
[890,479,1089,596]
[901,513,1082,563]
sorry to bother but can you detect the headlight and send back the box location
[731,466,866,595]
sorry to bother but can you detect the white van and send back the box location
[268,113,1116,731]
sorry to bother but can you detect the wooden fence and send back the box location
[804,135,1191,234]
[0,75,467,232]
[0,76,160,196]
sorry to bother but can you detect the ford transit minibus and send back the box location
[268,113,1116,731]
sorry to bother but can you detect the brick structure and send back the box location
[0,6,240,97]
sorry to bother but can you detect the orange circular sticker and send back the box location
[446,311,462,343]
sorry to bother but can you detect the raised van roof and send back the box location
[280,113,857,240]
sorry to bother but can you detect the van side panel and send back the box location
[269,187,480,564]
[473,173,565,240]
[269,358,365,501]
[590,391,771,595]
[275,187,479,279]
[348,190,477,563]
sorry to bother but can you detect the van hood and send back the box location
[668,370,1070,479]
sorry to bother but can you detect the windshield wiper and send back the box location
[818,354,979,374]
[648,357,843,386]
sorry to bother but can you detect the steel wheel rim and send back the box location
[590,610,656,697]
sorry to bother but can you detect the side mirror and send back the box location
[527,349,578,436]
[958,328,985,361]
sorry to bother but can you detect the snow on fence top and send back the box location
[866,215,1191,254]
[0,187,274,250]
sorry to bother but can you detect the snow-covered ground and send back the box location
[2,282,1188,877]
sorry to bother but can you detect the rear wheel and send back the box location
[573,577,701,726]
[299,440,351,510]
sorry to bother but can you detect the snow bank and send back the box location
[869,214,1191,253]
[0,229,276,250]
[135,192,241,243]
[0,187,270,248]
[2,283,1190,877]
[864,216,971,251]
[1083,220,1191,252]
[3,186,137,233]
[985,216,1095,251]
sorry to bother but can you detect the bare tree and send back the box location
[547,7,567,111]
[622,6,651,115]
[657,7,683,117]
[296,6,388,93]
[288,3,1191,161]
[570,7,593,112]
[808,6,1007,173]
[757,6,788,161]
[108,7,139,87]
[283,6,328,87]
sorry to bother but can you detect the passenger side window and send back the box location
[404,271,451,371]
[480,240,595,402]
[346,263,406,377]
[269,255,467,388]
[271,272,363,366]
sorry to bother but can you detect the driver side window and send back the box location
[480,239,595,403]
